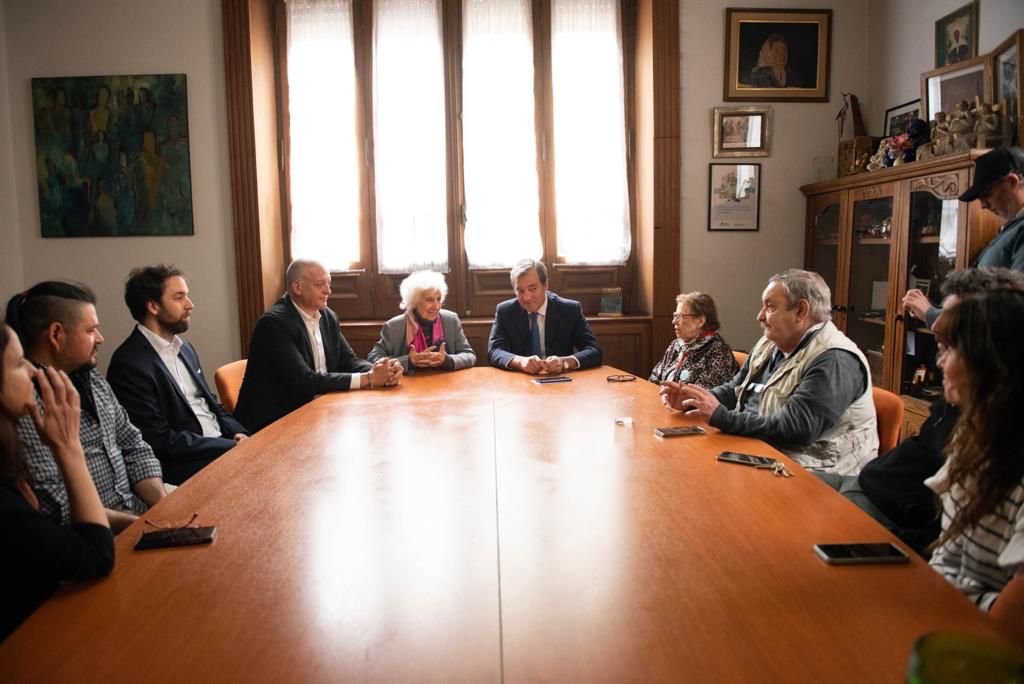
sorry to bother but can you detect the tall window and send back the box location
[281,0,634,317]
[286,0,361,270]
[461,0,542,268]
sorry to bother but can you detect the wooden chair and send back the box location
[732,350,748,367]
[215,359,248,413]
[871,386,904,455]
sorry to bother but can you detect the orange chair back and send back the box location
[732,350,749,367]
[871,386,904,454]
[215,359,248,413]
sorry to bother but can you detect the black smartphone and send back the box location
[716,451,777,467]
[135,526,217,551]
[813,542,910,565]
[533,376,572,384]
[654,426,706,438]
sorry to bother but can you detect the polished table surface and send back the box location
[0,367,1001,681]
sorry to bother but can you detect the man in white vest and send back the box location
[660,269,878,475]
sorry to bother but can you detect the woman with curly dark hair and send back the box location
[0,324,114,641]
[927,289,1024,639]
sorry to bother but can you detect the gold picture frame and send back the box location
[712,106,772,158]
[723,8,832,102]
[993,29,1023,145]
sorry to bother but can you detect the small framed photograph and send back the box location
[708,163,760,232]
[882,99,921,138]
[921,55,991,122]
[712,106,771,158]
[993,29,1022,146]
[935,1,979,68]
[723,8,831,102]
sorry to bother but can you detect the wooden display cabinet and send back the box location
[802,150,1002,434]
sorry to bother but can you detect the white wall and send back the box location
[1,0,239,373]
[866,0,1024,137]
[0,1,25,299]
[679,0,868,350]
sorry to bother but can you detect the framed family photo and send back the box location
[724,8,831,102]
[882,99,920,138]
[712,105,772,158]
[708,163,760,231]
[993,29,1022,146]
[935,1,979,68]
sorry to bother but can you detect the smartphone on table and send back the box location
[533,376,572,384]
[716,451,777,467]
[135,526,217,551]
[654,426,706,438]
[813,542,910,565]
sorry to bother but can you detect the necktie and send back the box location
[529,311,541,357]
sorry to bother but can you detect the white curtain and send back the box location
[461,0,543,268]
[550,0,631,265]
[373,0,449,273]
[286,0,361,270]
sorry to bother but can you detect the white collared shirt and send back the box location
[290,297,369,389]
[136,324,222,437]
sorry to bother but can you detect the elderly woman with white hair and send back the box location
[369,271,476,372]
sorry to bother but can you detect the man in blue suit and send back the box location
[488,259,602,374]
[108,265,249,485]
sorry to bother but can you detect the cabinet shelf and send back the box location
[816,238,840,245]
[915,236,940,244]
[857,316,886,327]
[857,238,891,245]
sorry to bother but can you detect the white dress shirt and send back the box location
[136,324,222,437]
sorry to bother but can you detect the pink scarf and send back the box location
[405,312,444,353]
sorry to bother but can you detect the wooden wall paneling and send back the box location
[224,0,285,355]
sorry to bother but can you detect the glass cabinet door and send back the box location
[898,173,967,400]
[846,190,895,388]
[808,193,846,323]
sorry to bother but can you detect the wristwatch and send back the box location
[562,358,571,371]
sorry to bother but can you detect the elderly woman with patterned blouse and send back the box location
[369,270,476,373]
[649,292,739,387]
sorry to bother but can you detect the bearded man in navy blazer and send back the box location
[488,259,602,374]
[107,265,250,485]
[234,260,403,432]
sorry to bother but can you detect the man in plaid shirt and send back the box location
[7,281,169,533]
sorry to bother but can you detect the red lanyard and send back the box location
[674,331,714,371]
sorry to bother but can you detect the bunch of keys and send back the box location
[756,461,794,478]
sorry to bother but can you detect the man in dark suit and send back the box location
[108,265,250,485]
[488,259,602,374]
[235,259,403,431]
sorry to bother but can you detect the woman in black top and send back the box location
[0,323,114,641]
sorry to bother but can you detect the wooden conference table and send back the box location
[0,367,1001,681]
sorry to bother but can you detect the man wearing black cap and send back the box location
[903,146,1024,327]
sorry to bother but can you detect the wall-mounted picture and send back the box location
[993,29,1022,146]
[31,73,193,238]
[724,8,831,102]
[934,1,978,68]
[921,56,990,122]
[883,99,920,137]
[713,105,772,158]
[708,163,760,231]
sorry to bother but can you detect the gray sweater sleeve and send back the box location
[708,349,867,451]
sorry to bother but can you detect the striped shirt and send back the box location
[927,459,1024,611]
[17,369,164,524]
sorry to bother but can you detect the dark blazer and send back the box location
[487,291,602,370]
[235,294,373,431]
[107,327,249,485]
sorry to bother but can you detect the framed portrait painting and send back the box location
[712,106,772,158]
[882,99,920,138]
[724,8,831,102]
[934,1,979,68]
[993,29,1022,146]
[708,163,760,231]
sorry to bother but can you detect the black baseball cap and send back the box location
[959,147,1024,202]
